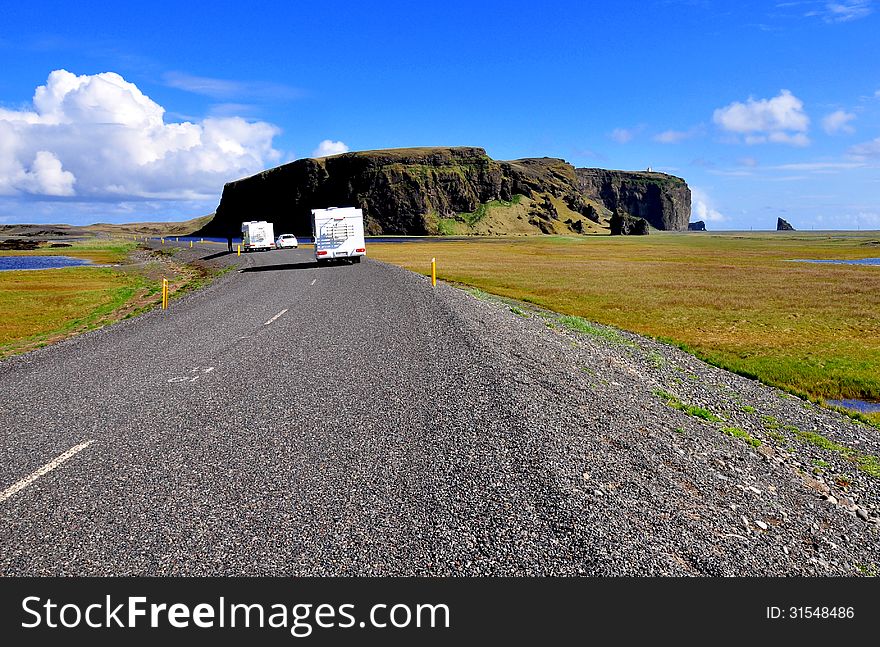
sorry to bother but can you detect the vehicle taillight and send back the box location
[317,250,328,256]
[355,248,365,253]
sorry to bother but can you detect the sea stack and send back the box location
[777,217,795,231]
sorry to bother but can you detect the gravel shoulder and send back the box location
[423,275,880,575]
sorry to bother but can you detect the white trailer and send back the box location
[241,220,275,251]
[311,207,366,263]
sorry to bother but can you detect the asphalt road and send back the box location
[1,243,878,575]
[0,245,585,575]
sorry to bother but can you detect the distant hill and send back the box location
[0,214,213,238]
[195,147,691,237]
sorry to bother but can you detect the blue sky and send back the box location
[1,0,878,229]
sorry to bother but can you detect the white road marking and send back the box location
[1,440,95,503]
[168,366,215,383]
[310,279,316,286]
[264,308,288,325]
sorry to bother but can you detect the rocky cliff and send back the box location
[196,147,691,238]
[777,217,795,231]
[575,168,690,231]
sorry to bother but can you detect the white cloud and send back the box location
[848,137,880,159]
[654,130,689,144]
[691,187,727,223]
[609,128,636,144]
[773,161,864,170]
[163,72,302,101]
[822,109,856,134]
[653,125,704,144]
[809,1,873,22]
[25,151,76,196]
[813,210,880,229]
[311,140,349,157]
[713,90,810,146]
[0,69,281,199]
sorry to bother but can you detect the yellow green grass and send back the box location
[0,239,134,264]
[0,267,145,356]
[369,232,880,415]
[0,240,166,358]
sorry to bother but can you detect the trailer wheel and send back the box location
[352,256,362,264]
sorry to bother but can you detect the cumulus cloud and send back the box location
[0,69,281,199]
[822,109,856,134]
[848,137,880,159]
[311,140,349,157]
[691,188,727,223]
[713,90,810,146]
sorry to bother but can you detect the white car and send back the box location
[275,234,298,249]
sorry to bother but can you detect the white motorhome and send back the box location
[241,220,275,251]
[311,207,366,263]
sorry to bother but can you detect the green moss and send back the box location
[766,430,786,443]
[653,389,724,423]
[721,426,762,447]
[788,427,880,479]
[647,350,665,369]
[559,315,634,346]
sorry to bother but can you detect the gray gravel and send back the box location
[1,242,878,575]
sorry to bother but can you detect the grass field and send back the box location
[0,240,195,358]
[0,239,134,264]
[370,232,880,411]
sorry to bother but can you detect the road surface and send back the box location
[1,244,878,575]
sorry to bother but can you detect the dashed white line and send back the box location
[0,440,95,503]
[264,308,289,325]
[310,279,316,286]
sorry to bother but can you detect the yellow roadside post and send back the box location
[176,237,179,242]
[161,237,164,245]
[431,257,436,287]
[237,244,241,257]
[190,240,193,248]
[162,278,168,309]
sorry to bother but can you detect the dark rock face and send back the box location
[610,210,650,235]
[777,217,795,231]
[0,238,41,250]
[196,147,692,237]
[575,168,690,231]
[688,220,707,231]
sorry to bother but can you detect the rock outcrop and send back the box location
[610,210,650,235]
[576,168,691,231]
[195,147,692,238]
[688,221,706,231]
[777,217,795,231]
